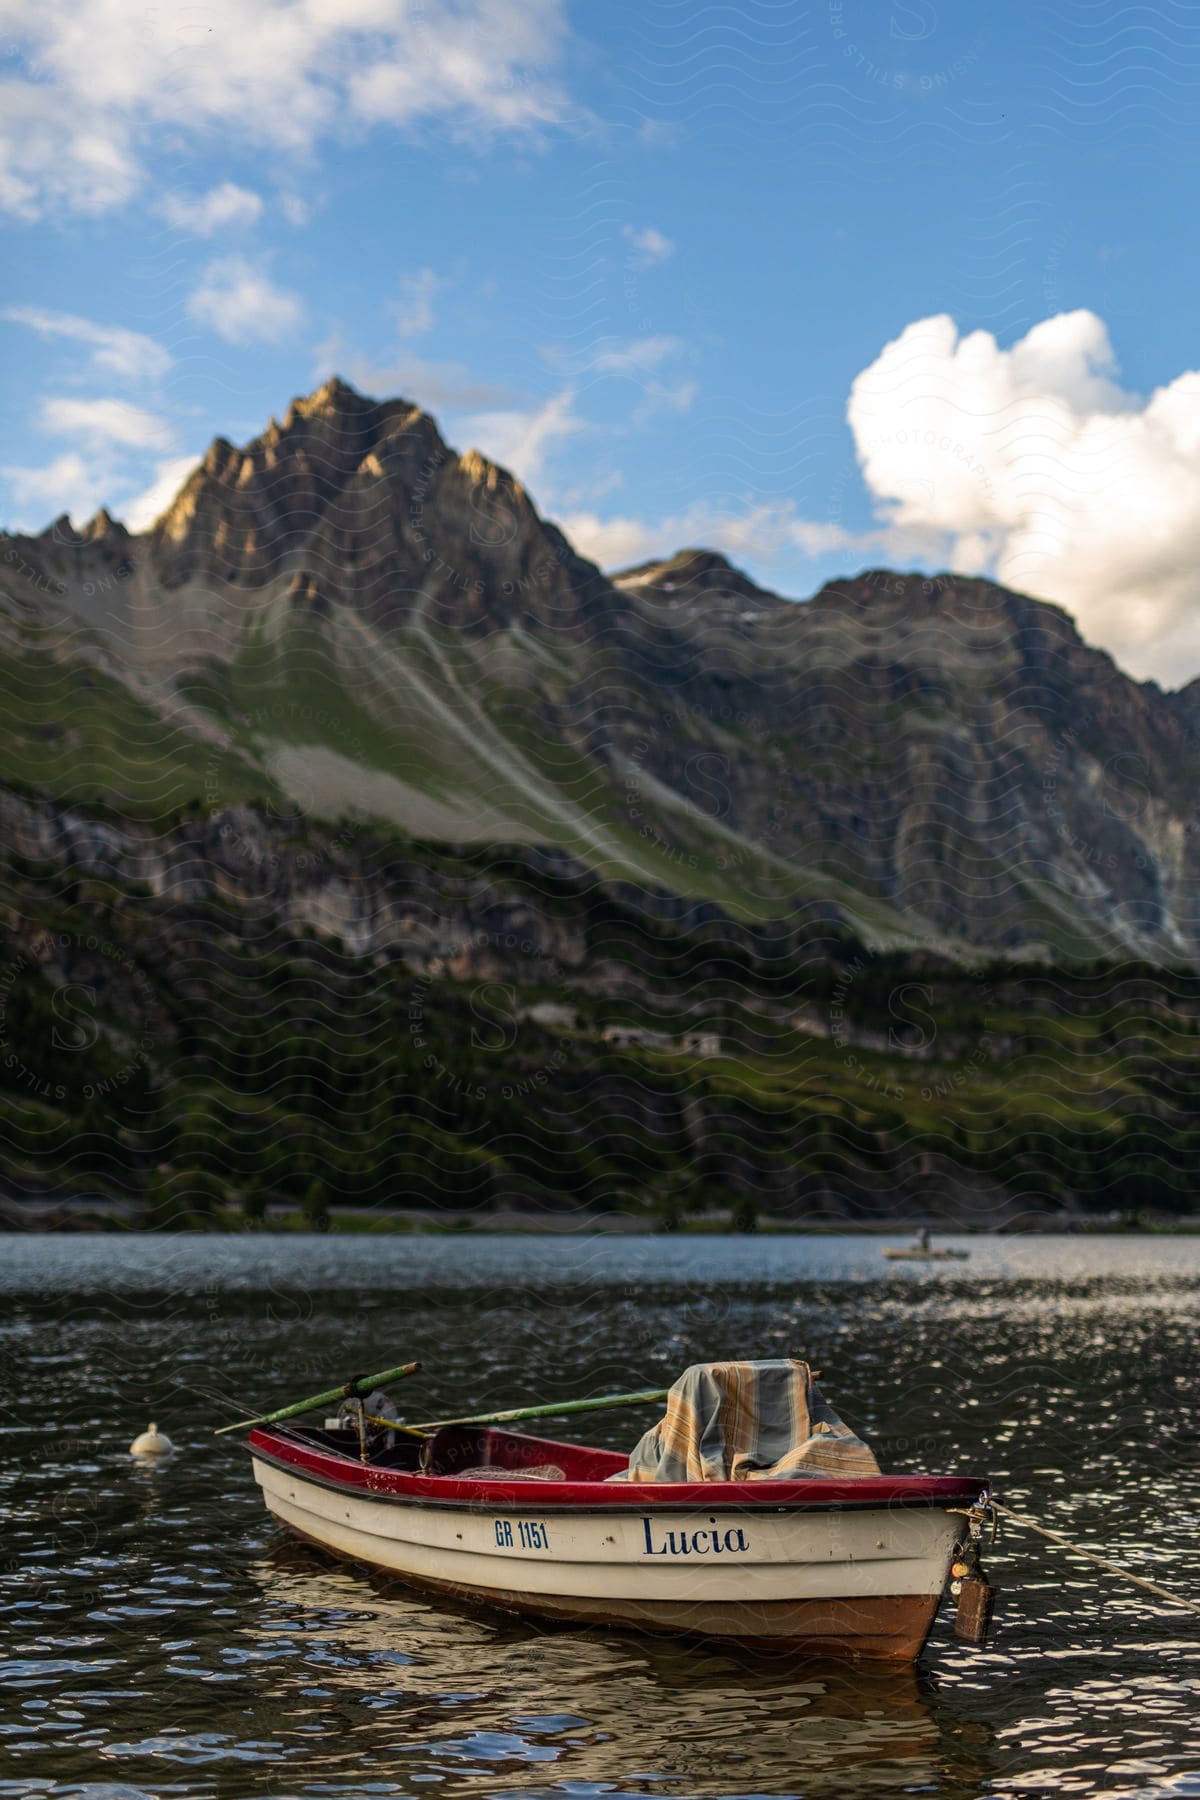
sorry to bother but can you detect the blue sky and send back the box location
[4,0,1200,681]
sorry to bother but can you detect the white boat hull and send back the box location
[252,1454,964,1657]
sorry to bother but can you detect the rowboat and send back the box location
[248,1418,989,1662]
[883,1247,970,1261]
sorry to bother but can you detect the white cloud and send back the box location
[585,336,684,376]
[633,378,697,423]
[561,469,624,506]
[279,193,312,227]
[562,500,868,575]
[543,335,695,421]
[160,182,263,235]
[310,332,517,409]
[3,306,171,384]
[124,454,199,530]
[0,80,140,218]
[0,0,571,220]
[40,395,174,451]
[3,395,178,530]
[622,224,675,268]
[346,3,567,130]
[366,358,515,409]
[461,389,581,488]
[1,450,108,527]
[392,268,440,338]
[846,310,1200,682]
[187,256,303,344]
[557,510,669,570]
[3,425,191,535]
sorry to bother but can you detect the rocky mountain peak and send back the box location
[275,373,406,434]
[458,446,522,498]
[4,369,1200,962]
[34,508,129,550]
[810,567,1105,669]
[123,380,611,639]
[81,507,126,541]
[148,380,439,573]
[303,373,367,413]
[613,547,781,607]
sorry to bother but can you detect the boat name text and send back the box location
[642,1517,750,1556]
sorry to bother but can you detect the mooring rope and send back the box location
[992,1500,1200,1619]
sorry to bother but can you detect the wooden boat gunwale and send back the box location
[248,1421,988,1515]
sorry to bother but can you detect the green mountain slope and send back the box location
[4,377,1200,961]
[2,786,1195,1228]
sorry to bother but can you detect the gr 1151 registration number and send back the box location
[494,1519,551,1550]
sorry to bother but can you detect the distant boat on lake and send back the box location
[883,1231,970,1262]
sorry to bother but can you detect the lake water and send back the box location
[2,1232,1198,1799]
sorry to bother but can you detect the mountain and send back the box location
[4,374,1200,962]
[3,775,1197,1230]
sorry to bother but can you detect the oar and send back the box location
[213,1360,422,1435]
[397,1387,669,1434]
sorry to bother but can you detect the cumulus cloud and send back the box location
[0,0,571,221]
[40,396,174,451]
[0,81,139,218]
[622,225,675,268]
[585,336,684,376]
[847,310,1200,682]
[558,510,676,571]
[1,450,108,527]
[4,306,171,384]
[562,500,867,575]
[124,454,200,531]
[1,394,179,530]
[187,256,303,344]
[461,389,581,488]
[160,182,264,235]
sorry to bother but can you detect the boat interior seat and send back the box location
[293,1421,630,1481]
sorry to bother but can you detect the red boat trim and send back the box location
[247,1425,988,1516]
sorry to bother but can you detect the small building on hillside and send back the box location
[601,1025,721,1056]
[602,1025,673,1050]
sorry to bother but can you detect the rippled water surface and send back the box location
[2,1232,1198,1799]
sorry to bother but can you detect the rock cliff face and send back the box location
[603,559,1200,958]
[0,783,851,996]
[148,376,609,638]
[3,376,1200,963]
[4,779,1196,1229]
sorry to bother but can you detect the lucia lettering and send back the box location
[642,1517,749,1556]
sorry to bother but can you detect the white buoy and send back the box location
[129,1422,173,1457]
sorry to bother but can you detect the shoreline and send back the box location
[3,1201,1198,1236]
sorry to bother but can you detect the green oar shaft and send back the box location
[407,1387,668,1432]
[214,1360,422,1434]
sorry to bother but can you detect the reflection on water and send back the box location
[1,1232,1198,1798]
[244,1548,963,1797]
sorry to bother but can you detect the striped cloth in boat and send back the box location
[620,1359,880,1482]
